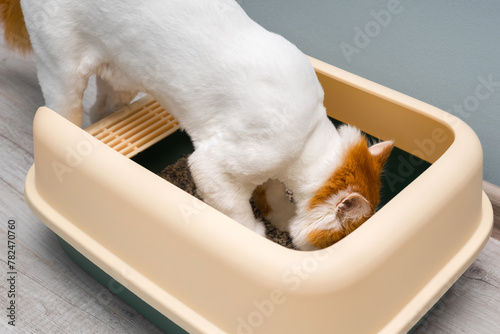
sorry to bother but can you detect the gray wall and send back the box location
[239,0,500,186]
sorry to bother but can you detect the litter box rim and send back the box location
[24,57,493,334]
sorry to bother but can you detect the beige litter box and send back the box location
[24,57,493,334]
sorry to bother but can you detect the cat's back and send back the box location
[21,0,258,52]
[21,0,324,138]
[21,0,318,95]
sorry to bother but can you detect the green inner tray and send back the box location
[60,118,431,333]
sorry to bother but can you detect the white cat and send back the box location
[1,0,393,250]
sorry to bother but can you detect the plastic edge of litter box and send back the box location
[23,164,214,333]
[24,166,493,334]
[24,57,493,333]
[55,236,188,334]
[392,192,492,334]
[311,58,493,333]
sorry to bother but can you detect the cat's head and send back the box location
[290,136,394,251]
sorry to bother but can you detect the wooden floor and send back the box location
[1,40,500,334]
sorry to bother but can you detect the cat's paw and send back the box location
[253,179,296,232]
[252,221,267,237]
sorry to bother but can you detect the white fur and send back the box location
[21,0,366,245]
[289,188,372,251]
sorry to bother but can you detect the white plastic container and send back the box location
[24,57,493,333]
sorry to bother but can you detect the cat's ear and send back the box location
[368,140,394,167]
[336,193,372,223]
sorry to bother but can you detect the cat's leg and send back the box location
[35,50,94,126]
[35,60,89,126]
[189,153,266,237]
[253,179,296,232]
[90,76,138,123]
